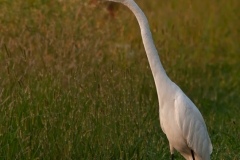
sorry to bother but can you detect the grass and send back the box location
[0,0,239,159]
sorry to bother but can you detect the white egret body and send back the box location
[105,0,212,159]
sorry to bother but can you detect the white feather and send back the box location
[105,0,212,159]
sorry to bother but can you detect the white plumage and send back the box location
[105,0,212,159]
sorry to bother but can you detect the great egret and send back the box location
[105,0,212,159]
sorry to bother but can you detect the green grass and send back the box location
[0,0,239,159]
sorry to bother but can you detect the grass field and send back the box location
[0,0,239,159]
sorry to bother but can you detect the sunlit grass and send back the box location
[0,0,239,159]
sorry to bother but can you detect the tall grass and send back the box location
[0,0,239,159]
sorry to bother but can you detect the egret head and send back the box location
[105,0,133,4]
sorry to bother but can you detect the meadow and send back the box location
[0,0,239,159]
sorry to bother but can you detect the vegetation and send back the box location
[0,0,239,159]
